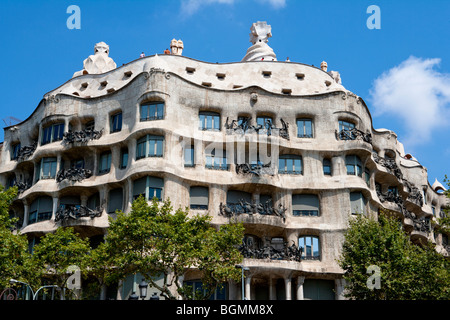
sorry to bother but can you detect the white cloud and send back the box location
[256,0,286,9]
[369,56,450,145]
[180,0,235,16]
[180,0,286,16]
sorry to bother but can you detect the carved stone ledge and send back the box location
[56,168,93,183]
[62,129,103,145]
[55,204,102,222]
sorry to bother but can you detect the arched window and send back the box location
[140,102,164,121]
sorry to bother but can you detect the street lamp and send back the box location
[9,279,59,300]
[138,279,148,300]
[235,265,250,300]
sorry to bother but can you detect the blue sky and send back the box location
[0,0,449,185]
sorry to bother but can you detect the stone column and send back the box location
[126,177,133,213]
[22,200,29,228]
[296,276,305,300]
[269,276,276,300]
[285,275,292,300]
[245,275,252,300]
[52,196,59,221]
[335,278,346,300]
[331,156,342,176]
[116,279,123,300]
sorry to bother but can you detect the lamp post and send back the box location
[235,265,250,300]
[138,279,148,300]
[9,279,59,300]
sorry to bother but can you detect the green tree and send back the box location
[338,213,450,299]
[102,196,244,300]
[32,227,91,299]
[0,185,40,292]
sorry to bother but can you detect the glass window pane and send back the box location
[313,237,319,257]
[156,140,163,156]
[199,114,205,129]
[305,120,312,137]
[157,104,164,119]
[294,158,301,173]
[206,116,212,130]
[148,139,156,156]
[213,116,220,130]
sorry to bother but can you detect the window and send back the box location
[278,154,302,174]
[338,120,356,140]
[87,193,101,210]
[108,188,123,214]
[297,119,313,138]
[99,151,112,174]
[206,148,228,170]
[298,236,320,260]
[42,123,64,145]
[133,176,164,201]
[11,142,21,160]
[84,120,95,131]
[29,196,53,224]
[140,102,164,121]
[227,190,252,213]
[59,196,81,212]
[323,158,332,176]
[190,186,209,210]
[40,157,57,179]
[345,155,362,177]
[199,112,220,131]
[339,120,355,132]
[256,116,273,132]
[350,191,367,215]
[136,135,164,159]
[71,159,85,169]
[432,205,436,217]
[292,194,320,216]
[120,148,128,169]
[110,112,122,133]
[184,145,195,167]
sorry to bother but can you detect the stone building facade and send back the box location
[0,22,448,300]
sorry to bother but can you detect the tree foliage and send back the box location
[338,213,450,300]
[0,186,39,291]
[102,196,244,300]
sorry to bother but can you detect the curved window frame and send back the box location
[41,122,65,145]
[140,102,165,122]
